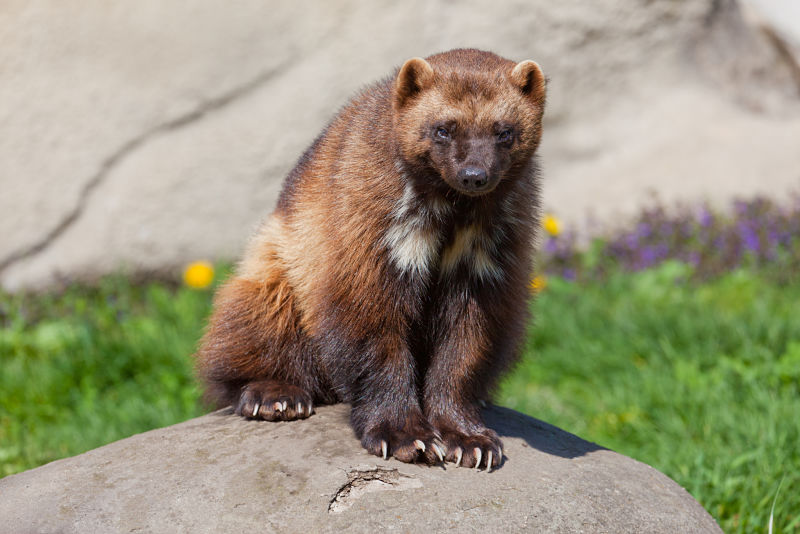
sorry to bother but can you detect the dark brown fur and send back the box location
[195,49,546,469]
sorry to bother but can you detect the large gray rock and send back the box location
[2,0,799,290]
[0,404,722,533]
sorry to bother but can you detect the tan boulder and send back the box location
[0,405,722,533]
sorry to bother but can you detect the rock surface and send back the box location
[1,0,799,290]
[0,404,722,533]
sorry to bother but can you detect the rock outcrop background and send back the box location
[0,404,723,533]
[1,0,799,290]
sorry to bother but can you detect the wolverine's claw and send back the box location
[474,448,482,470]
[381,440,388,460]
[432,443,445,462]
[455,447,463,468]
[487,451,493,472]
[414,439,426,452]
[235,382,313,422]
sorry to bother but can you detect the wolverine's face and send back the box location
[426,118,517,196]
[393,53,546,197]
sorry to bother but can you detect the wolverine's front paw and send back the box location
[439,428,503,471]
[235,380,314,421]
[361,422,445,465]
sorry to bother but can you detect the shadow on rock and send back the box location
[483,404,605,460]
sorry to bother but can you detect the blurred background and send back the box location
[1,1,799,531]
[1,0,798,289]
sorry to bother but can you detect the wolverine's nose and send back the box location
[457,167,488,190]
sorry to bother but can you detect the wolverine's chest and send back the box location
[381,184,516,284]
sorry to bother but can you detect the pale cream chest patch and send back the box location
[383,183,443,276]
[383,218,441,276]
[440,224,503,281]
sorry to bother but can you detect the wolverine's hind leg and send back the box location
[237,380,314,421]
[195,270,331,421]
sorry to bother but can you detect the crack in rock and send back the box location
[760,24,800,93]
[0,60,291,278]
[328,467,422,514]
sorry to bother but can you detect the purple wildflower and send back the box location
[699,207,714,228]
[738,222,760,254]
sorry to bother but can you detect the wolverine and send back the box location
[196,48,546,470]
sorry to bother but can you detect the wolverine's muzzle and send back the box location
[457,166,489,191]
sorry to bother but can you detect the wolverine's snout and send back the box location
[457,166,489,191]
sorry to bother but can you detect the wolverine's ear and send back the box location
[395,57,434,108]
[509,60,546,104]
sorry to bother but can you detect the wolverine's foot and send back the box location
[438,428,503,471]
[361,420,444,465]
[235,380,314,421]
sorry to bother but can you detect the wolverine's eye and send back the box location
[497,129,514,144]
[434,127,451,141]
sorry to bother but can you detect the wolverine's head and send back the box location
[392,49,546,196]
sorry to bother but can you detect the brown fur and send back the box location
[195,49,546,469]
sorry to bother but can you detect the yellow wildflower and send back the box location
[529,275,547,293]
[183,261,215,289]
[543,214,561,236]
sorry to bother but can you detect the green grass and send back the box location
[0,275,212,475]
[1,262,798,532]
[500,262,800,533]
